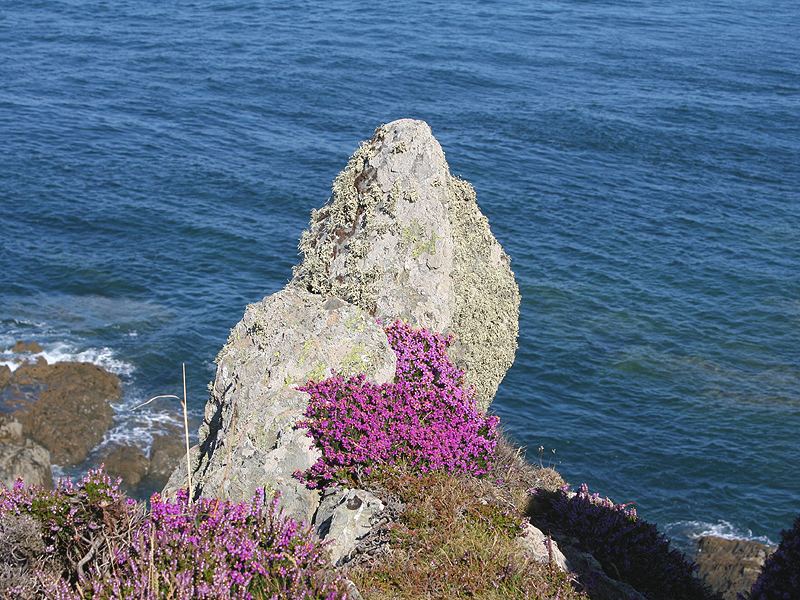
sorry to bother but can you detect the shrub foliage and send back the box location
[747,514,800,600]
[533,483,715,600]
[0,471,347,599]
[296,321,499,488]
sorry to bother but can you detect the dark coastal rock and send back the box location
[100,444,149,491]
[147,429,185,488]
[695,535,774,599]
[11,341,43,354]
[0,415,52,489]
[0,365,10,389]
[293,119,520,411]
[1,360,121,465]
[99,429,185,495]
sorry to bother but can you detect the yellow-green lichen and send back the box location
[445,175,520,411]
[292,133,385,313]
[340,343,369,376]
[298,339,315,367]
[345,311,367,334]
[400,221,438,258]
[391,140,408,154]
[305,361,327,383]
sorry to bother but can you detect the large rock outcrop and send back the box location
[167,120,520,564]
[166,288,396,523]
[293,119,520,410]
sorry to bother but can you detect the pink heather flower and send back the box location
[297,321,499,488]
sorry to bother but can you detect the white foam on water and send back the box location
[98,411,185,458]
[0,341,135,376]
[664,519,775,547]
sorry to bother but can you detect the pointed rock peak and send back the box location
[293,119,520,410]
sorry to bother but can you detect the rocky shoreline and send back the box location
[0,345,185,496]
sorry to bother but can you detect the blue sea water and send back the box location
[1,0,798,549]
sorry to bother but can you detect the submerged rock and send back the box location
[293,119,520,410]
[167,288,396,523]
[695,535,774,600]
[0,415,52,489]
[1,360,121,465]
[100,444,150,491]
[11,341,43,354]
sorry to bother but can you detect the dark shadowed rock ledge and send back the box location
[695,535,775,599]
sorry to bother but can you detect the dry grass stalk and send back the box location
[132,364,194,504]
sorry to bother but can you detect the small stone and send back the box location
[315,488,384,566]
[517,523,570,572]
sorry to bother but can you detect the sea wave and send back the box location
[0,341,135,376]
[664,519,775,548]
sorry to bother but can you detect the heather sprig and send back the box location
[296,321,499,488]
[1,472,347,599]
[746,514,800,600]
[89,489,346,599]
[0,467,139,592]
[533,483,715,600]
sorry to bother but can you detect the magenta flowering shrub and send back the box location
[297,321,499,488]
[1,471,347,600]
[746,514,800,599]
[533,484,715,600]
[0,467,138,595]
[89,489,347,599]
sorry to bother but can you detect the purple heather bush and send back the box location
[88,489,347,600]
[296,321,499,488]
[1,471,348,599]
[533,483,716,600]
[746,514,800,600]
[0,467,139,597]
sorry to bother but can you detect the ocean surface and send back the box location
[1,0,798,550]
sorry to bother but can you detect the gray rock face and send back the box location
[517,523,570,572]
[0,416,52,489]
[314,488,385,566]
[173,288,395,523]
[293,119,520,410]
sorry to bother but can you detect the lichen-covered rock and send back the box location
[0,416,51,489]
[293,119,520,410]
[167,288,396,523]
[314,488,385,566]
